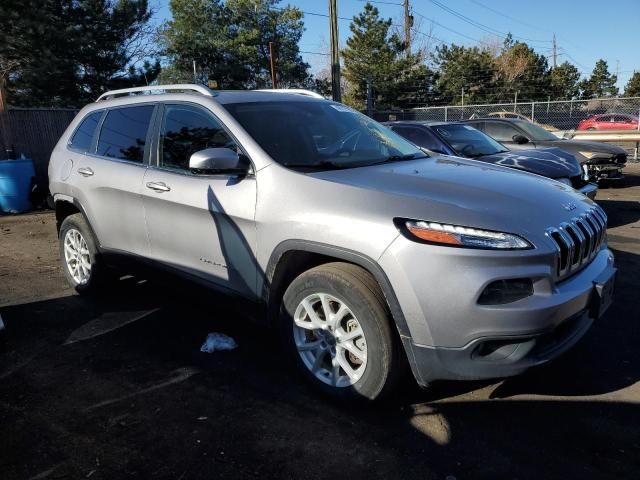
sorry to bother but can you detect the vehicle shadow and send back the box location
[596,199,640,228]
[1,282,639,479]
[599,170,640,189]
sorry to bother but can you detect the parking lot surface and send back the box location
[1,164,639,480]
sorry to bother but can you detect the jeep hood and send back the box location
[308,156,594,233]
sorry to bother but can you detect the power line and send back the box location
[469,0,552,33]
[427,0,551,45]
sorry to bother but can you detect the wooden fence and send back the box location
[0,108,77,182]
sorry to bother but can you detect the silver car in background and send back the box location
[49,85,617,400]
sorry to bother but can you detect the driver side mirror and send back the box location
[512,134,529,145]
[189,148,251,175]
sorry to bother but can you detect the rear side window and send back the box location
[97,105,154,163]
[69,111,102,152]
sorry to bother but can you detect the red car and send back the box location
[577,113,639,130]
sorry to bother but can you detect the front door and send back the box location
[141,103,258,298]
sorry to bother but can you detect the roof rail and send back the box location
[255,88,324,99]
[96,84,215,102]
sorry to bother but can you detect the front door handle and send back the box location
[77,167,94,177]
[146,181,171,193]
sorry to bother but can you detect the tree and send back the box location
[580,59,618,98]
[493,40,550,102]
[624,71,640,97]
[161,0,310,89]
[342,3,431,110]
[433,44,497,105]
[548,62,581,99]
[0,0,159,106]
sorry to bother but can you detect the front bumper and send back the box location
[379,236,616,385]
[577,182,598,200]
[587,162,625,182]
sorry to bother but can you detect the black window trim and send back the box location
[149,101,256,178]
[88,102,159,166]
[67,109,106,154]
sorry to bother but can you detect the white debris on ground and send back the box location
[200,333,237,353]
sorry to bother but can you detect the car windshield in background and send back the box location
[223,101,425,169]
[514,120,558,141]
[434,123,507,157]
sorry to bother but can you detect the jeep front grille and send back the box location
[546,206,607,279]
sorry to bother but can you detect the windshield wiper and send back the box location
[369,153,428,166]
[283,160,350,170]
[466,150,508,158]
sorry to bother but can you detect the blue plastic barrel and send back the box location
[0,156,35,213]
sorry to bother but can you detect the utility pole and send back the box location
[552,33,557,69]
[404,0,411,55]
[329,0,341,102]
[366,77,373,117]
[514,90,518,111]
[193,60,197,84]
[269,41,278,89]
[460,87,464,120]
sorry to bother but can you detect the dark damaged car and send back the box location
[463,118,627,182]
[385,121,597,199]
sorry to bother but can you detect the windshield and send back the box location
[433,123,507,157]
[513,120,558,141]
[222,101,425,169]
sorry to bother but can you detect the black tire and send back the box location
[58,213,108,295]
[280,262,403,401]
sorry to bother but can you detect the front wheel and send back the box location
[280,263,402,400]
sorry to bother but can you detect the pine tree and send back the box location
[624,71,640,97]
[580,59,618,98]
[342,3,431,110]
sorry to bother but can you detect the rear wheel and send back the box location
[59,213,108,295]
[280,262,402,400]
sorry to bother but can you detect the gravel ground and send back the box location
[1,164,639,480]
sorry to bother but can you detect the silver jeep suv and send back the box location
[49,85,617,400]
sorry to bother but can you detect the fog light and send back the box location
[478,278,533,305]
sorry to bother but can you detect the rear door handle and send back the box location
[77,167,94,177]
[146,181,171,193]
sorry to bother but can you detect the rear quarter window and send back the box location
[69,111,103,152]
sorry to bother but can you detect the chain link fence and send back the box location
[372,96,640,131]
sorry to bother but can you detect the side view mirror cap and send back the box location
[189,148,251,175]
[512,134,529,145]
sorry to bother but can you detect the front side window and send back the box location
[97,105,154,163]
[222,101,424,169]
[434,124,508,157]
[512,120,558,141]
[160,104,237,171]
[484,122,521,142]
[393,126,443,152]
[69,111,102,152]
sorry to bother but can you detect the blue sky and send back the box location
[156,0,639,89]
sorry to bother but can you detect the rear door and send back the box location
[72,104,155,256]
[141,103,258,297]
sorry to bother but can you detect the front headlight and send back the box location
[579,151,609,160]
[401,220,532,250]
